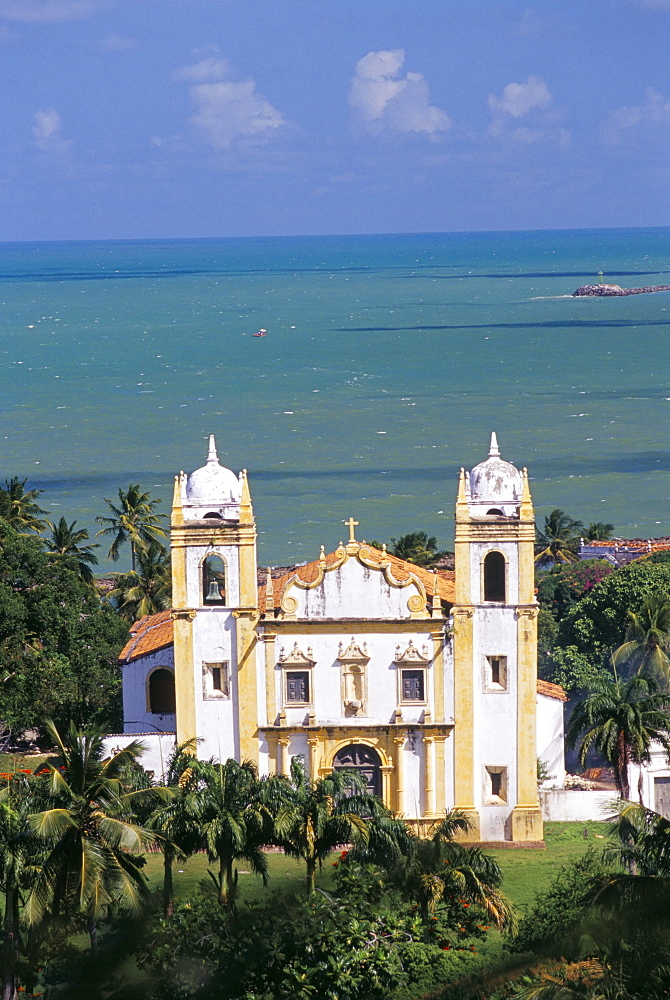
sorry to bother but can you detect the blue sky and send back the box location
[2,0,670,240]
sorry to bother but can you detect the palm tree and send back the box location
[95,483,167,570]
[384,812,516,934]
[613,594,670,685]
[0,478,48,535]
[274,756,386,894]
[387,532,449,568]
[585,521,615,542]
[0,780,43,1000]
[567,670,670,801]
[535,508,584,565]
[26,720,160,954]
[107,539,171,621]
[192,758,270,908]
[44,517,99,584]
[148,740,208,917]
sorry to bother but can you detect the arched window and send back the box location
[203,554,226,605]
[486,508,504,516]
[333,744,381,797]
[483,551,506,602]
[148,668,175,714]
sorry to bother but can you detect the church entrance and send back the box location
[333,744,382,797]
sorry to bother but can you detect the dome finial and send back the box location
[207,434,219,464]
[489,431,500,458]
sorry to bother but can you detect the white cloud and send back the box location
[602,87,670,143]
[174,56,230,84]
[190,81,284,149]
[349,49,451,139]
[487,75,567,146]
[488,75,552,119]
[32,108,70,152]
[0,0,109,21]
[175,53,285,150]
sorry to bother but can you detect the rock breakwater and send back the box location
[573,283,670,296]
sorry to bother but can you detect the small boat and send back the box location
[253,328,267,338]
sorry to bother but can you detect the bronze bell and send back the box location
[206,578,222,601]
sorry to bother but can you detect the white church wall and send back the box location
[290,559,423,620]
[185,544,241,609]
[469,540,520,605]
[274,631,435,727]
[191,608,238,762]
[101,732,176,785]
[537,694,565,788]
[122,648,175,735]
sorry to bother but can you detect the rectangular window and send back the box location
[286,670,310,704]
[203,661,230,700]
[484,655,508,692]
[401,669,425,703]
[485,766,507,804]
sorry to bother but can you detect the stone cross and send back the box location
[344,516,359,542]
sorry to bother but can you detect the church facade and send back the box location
[119,434,566,843]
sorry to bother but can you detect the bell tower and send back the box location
[171,435,259,763]
[452,433,542,842]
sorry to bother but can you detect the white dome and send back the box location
[468,433,522,504]
[186,436,240,504]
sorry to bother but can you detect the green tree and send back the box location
[0,479,48,535]
[535,508,584,565]
[95,483,167,571]
[0,779,44,1000]
[26,721,157,954]
[274,755,388,894]
[613,594,670,684]
[44,517,99,584]
[193,758,270,908]
[567,670,670,801]
[148,741,207,917]
[537,559,614,622]
[384,813,516,935]
[585,521,615,541]
[107,540,171,622]
[560,560,670,659]
[0,520,128,737]
[386,531,449,568]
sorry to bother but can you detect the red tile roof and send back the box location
[119,610,173,663]
[537,678,568,702]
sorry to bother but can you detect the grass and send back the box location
[139,820,611,914]
[490,820,610,912]
[142,848,337,903]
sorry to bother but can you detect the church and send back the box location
[118,433,566,844]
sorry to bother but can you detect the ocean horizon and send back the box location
[1,225,669,570]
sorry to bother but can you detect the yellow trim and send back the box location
[431,629,445,722]
[235,610,259,764]
[452,605,479,839]
[435,735,447,815]
[261,633,277,725]
[514,606,543,841]
[171,611,196,744]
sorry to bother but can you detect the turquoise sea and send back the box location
[0,228,669,569]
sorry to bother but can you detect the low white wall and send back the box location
[540,788,616,822]
[101,732,176,785]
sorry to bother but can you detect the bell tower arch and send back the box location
[452,433,542,842]
[171,435,258,763]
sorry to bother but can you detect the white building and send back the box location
[118,434,566,842]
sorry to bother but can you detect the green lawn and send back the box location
[141,820,610,914]
[142,847,337,903]
[490,820,610,912]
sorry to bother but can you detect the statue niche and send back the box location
[338,638,369,717]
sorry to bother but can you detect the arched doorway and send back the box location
[332,743,382,797]
[148,668,176,714]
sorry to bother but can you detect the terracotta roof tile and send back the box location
[537,678,568,702]
[258,545,455,613]
[119,610,173,663]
